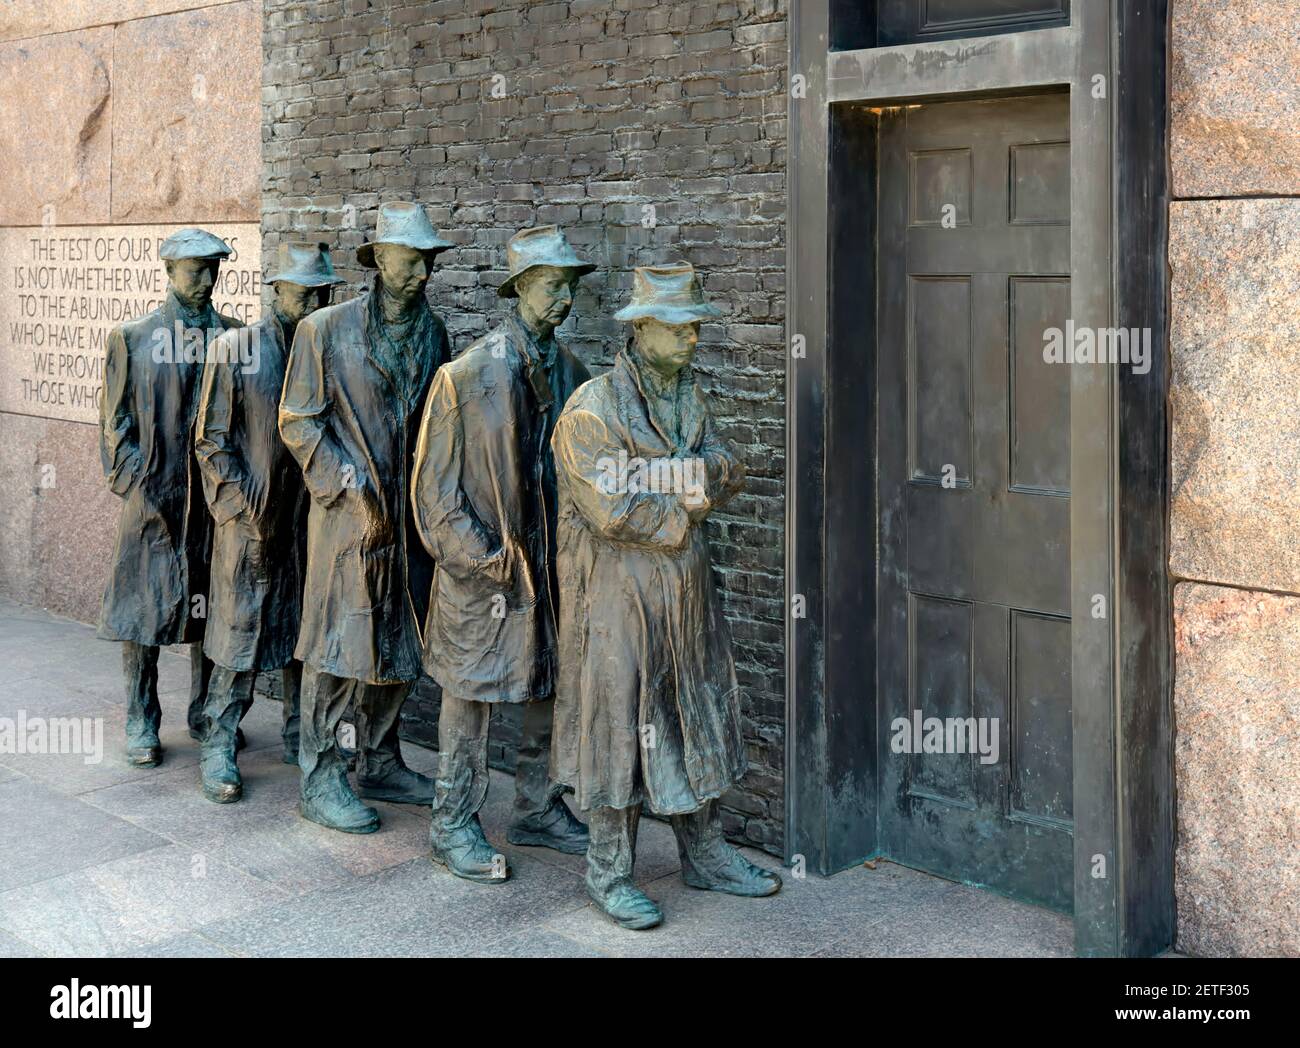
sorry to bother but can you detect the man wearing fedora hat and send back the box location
[193,243,346,803]
[550,262,782,928]
[99,227,244,768]
[279,204,451,833]
[411,225,594,881]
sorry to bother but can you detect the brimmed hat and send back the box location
[497,225,596,298]
[357,202,454,268]
[613,262,721,324]
[160,228,232,261]
[266,242,346,287]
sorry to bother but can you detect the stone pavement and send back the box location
[0,597,1074,958]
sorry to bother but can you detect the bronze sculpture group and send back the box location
[98,207,780,931]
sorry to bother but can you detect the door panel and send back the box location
[878,93,1073,912]
[877,0,1071,46]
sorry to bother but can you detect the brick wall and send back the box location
[261,0,788,851]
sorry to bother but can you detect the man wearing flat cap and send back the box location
[193,243,345,803]
[551,262,782,929]
[412,225,594,881]
[99,228,244,768]
[279,203,451,833]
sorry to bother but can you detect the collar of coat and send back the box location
[504,311,561,412]
[362,275,436,408]
[613,348,707,452]
[163,289,222,334]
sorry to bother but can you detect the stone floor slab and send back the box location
[195,851,589,957]
[0,776,168,892]
[0,845,289,957]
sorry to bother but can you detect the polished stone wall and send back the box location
[1168,0,1300,957]
[0,1,262,622]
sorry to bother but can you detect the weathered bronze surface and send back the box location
[412,226,595,882]
[278,203,450,833]
[98,227,242,769]
[192,242,344,803]
[551,263,781,927]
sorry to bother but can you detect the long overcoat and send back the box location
[411,313,589,704]
[195,313,307,672]
[549,351,748,815]
[98,293,242,646]
[278,293,445,684]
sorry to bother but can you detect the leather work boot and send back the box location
[356,749,435,804]
[586,879,663,931]
[126,740,163,768]
[507,795,590,855]
[356,721,434,805]
[199,737,242,804]
[430,816,511,884]
[300,759,379,834]
[680,845,783,897]
[673,802,783,898]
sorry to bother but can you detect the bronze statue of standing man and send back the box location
[194,243,345,802]
[99,228,243,768]
[551,263,782,928]
[412,225,594,882]
[279,204,451,833]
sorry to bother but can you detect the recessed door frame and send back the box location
[785,0,1173,956]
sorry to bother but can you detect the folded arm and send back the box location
[552,406,692,550]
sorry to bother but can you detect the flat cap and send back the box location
[160,228,232,261]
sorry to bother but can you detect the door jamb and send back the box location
[784,0,1173,957]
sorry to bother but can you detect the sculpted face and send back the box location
[515,265,577,337]
[373,243,431,307]
[274,281,330,327]
[633,317,699,379]
[166,257,220,312]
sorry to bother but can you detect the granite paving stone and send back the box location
[0,844,289,957]
[0,776,168,892]
[195,851,590,958]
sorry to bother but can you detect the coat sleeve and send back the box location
[278,314,353,507]
[552,404,692,550]
[194,344,252,527]
[410,366,501,572]
[99,326,141,497]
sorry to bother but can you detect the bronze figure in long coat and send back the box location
[279,203,450,833]
[194,243,344,802]
[551,263,782,929]
[412,226,593,882]
[98,228,242,768]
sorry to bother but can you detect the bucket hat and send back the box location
[357,202,454,268]
[266,242,347,286]
[497,225,595,298]
[613,262,721,324]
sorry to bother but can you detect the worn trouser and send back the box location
[298,667,409,797]
[430,693,564,836]
[203,661,302,751]
[280,660,302,751]
[122,641,212,748]
[587,799,728,893]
